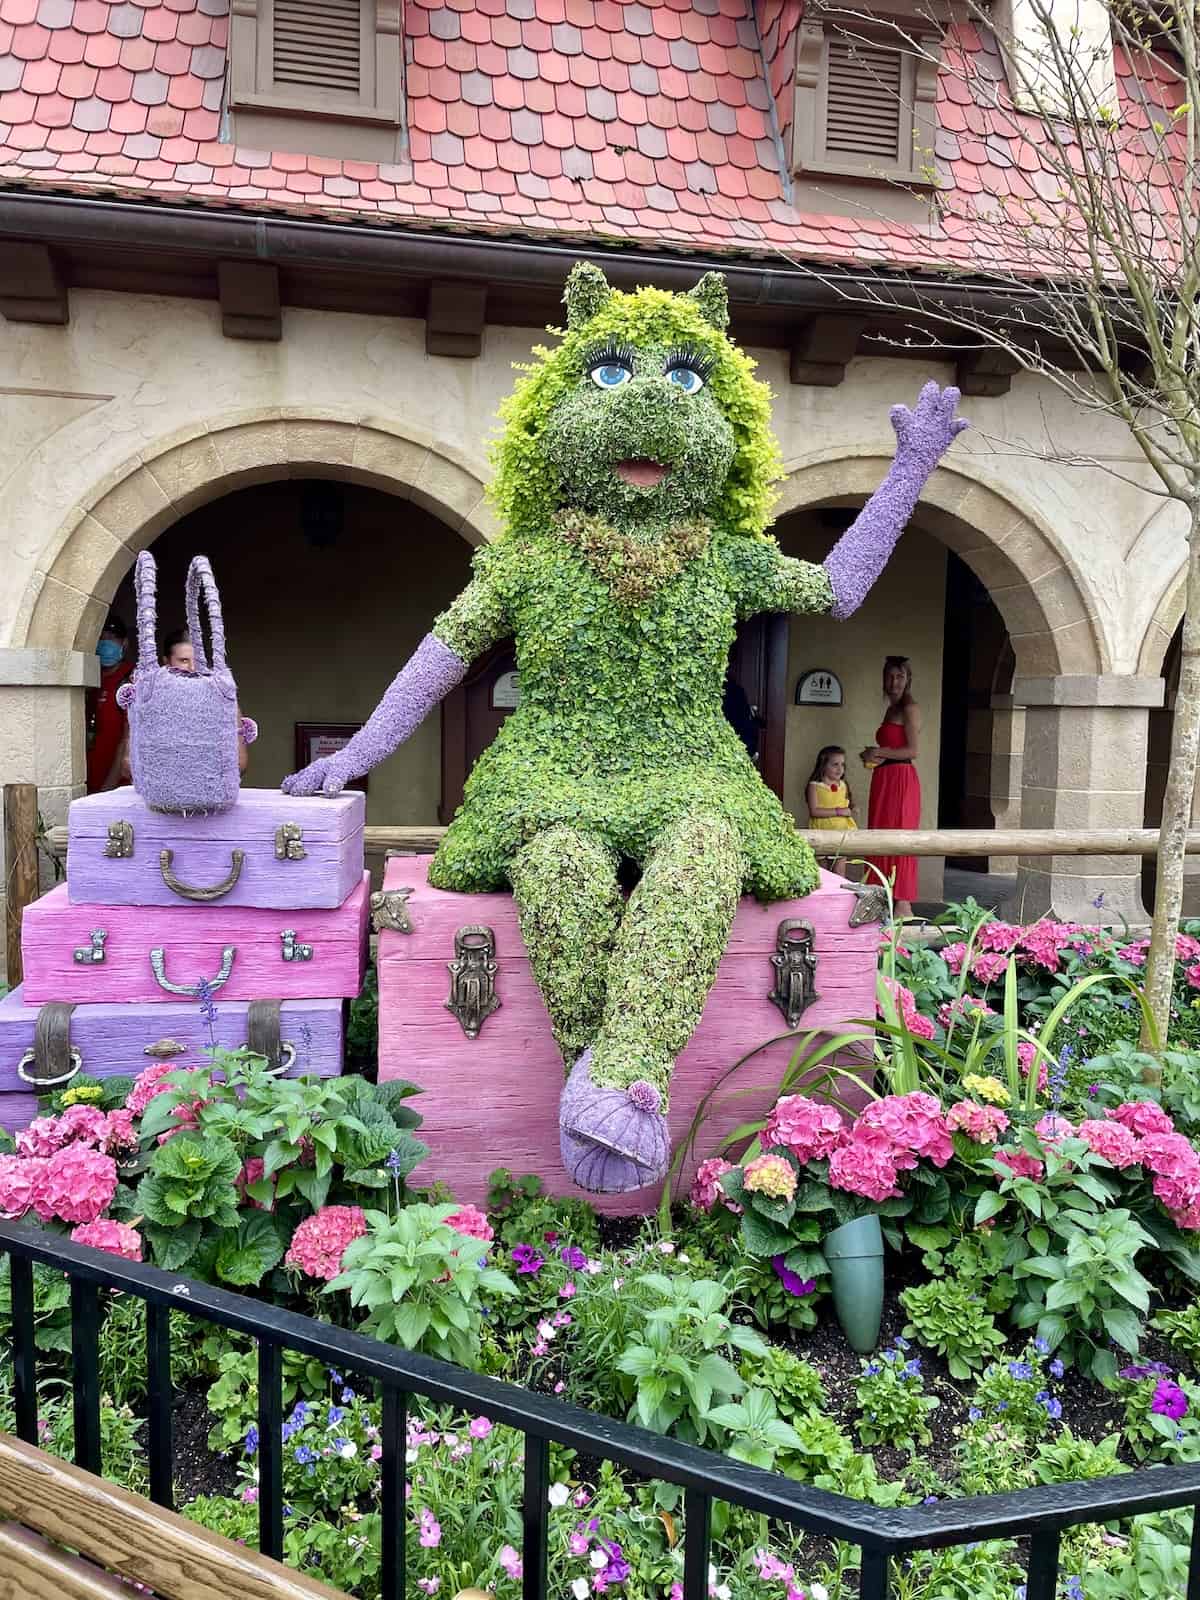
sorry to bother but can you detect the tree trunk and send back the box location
[1142,514,1200,1054]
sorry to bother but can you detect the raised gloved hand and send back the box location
[823,382,967,620]
[281,633,467,797]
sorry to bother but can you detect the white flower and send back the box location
[678,1253,690,1264]
[584,1258,604,1275]
[811,1587,829,1600]
[572,1580,590,1599]
[590,1550,608,1570]
[715,1586,731,1600]
[405,1448,418,1465]
[657,1240,676,1254]
[339,1441,357,1459]
[548,1483,570,1507]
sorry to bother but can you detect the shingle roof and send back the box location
[0,0,1184,274]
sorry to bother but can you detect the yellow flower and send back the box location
[963,1074,1011,1107]
[60,1084,104,1106]
[742,1153,798,1202]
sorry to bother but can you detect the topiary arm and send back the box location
[726,539,835,620]
[822,383,967,619]
[282,554,510,797]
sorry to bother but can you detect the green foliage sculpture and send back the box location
[285,263,966,1192]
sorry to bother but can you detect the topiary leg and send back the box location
[510,825,622,1066]
[560,810,744,1193]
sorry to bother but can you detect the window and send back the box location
[228,0,403,163]
[791,0,948,198]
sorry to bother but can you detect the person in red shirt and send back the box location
[85,614,135,793]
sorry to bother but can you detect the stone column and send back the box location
[988,694,1024,875]
[1011,674,1162,925]
[0,649,95,979]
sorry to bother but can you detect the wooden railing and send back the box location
[0,1434,343,1600]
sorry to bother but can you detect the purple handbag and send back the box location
[118,551,241,815]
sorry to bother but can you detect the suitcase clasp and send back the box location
[446,924,501,1039]
[73,929,107,965]
[150,945,236,997]
[104,820,134,858]
[280,929,313,963]
[768,918,820,1029]
[275,823,307,861]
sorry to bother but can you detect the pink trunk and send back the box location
[378,857,880,1215]
[20,876,369,1005]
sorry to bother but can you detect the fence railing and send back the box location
[1,1221,1197,1600]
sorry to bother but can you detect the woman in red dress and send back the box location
[861,656,921,919]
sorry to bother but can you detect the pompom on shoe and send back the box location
[559,1050,671,1194]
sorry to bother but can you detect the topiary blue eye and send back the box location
[590,361,632,390]
[666,365,705,395]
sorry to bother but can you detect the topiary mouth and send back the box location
[614,459,668,488]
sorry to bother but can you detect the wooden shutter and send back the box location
[824,37,904,163]
[273,0,362,95]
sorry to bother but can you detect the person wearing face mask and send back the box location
[85,615,135,793]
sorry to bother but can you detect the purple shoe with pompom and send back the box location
[559,1050,671,1194]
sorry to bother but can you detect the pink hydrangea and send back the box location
[970,952,1010,986]
[879,978,935,1040]
[101,1109,137,1155]
[1017,923,1075,974]
[690,1157,740,1214]
[857,1092,953,1169]
[1035,1114,1076,1147]
[940,942,968,975]
[1076,1119,1143,1170]
[57,1104,111,1146]
[70,1219,143,1261]
[828,1137,902,1202]
[0,1154,44,1219]
[947,1100,1010,1144]
[31,1144,118,1225]
[743,1153,798,1202]
[937,995,995,1030]
[762,1095,848,1164]
[1188,963,1200,991]
[1109,1101,1176,1139]
[284,1205,367,1281]
[14,1118,66,1159]
[236,1157,274,1212]
[126,1062,181,1116]
[1117,941,1148,967]
[1142,1132,1200,1229]
[996,1147,1045,1182]
[1018,1041,1049,1094]
[1177,933,1200,965]
[975,922,1022,954]
[444,1204,494,1244]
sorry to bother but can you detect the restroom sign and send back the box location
[795,668,843,706]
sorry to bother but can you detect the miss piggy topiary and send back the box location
[284,263,966,1193]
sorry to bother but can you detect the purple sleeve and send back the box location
[823,383,968,620]
[282,632,465,795]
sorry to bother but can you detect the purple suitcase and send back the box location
[66,786,365,910]
[20,874,369,1006]
[0,985,345,1132]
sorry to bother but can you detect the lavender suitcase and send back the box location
[377,855,881,1214]
[0,985,345,1131]
[20,874,369,1006]
[66,786,365,910]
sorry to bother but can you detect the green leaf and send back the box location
[215,1213,286,1288]
[144,1218,202,1271]
[1101,1305,1142,1352]
[389,1303,432,1350]
[974,1191,1007,1226]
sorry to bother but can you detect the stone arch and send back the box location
[775,453,1106,678]
[1136,562,1186,678]
[17,409,499,652]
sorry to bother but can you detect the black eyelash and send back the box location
[586,344,636,371]
[664,347,715,380]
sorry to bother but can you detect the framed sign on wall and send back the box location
[794,668,844,707]
[294,723,368,792]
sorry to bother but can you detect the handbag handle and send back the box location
[185,555,229,675]
[133,550,159,673]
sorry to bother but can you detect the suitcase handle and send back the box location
[18,1002,82,1086]
[246,998,294,1077]
[160,848,245,902]
[150,945,236,997]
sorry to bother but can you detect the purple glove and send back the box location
[282,632,466,796]
[823,382,968,620]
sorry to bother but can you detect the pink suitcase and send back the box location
[66,786,365,910]
[0,986,345,1132]
[377,856,881,1215]
[20,875,369,1006]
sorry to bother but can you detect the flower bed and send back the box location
[2,908,1200,1598]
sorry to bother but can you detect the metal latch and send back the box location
[280,929,313,963]
[73,929,107,965]
[104,820,134,858]
[768,918,820,1029]
[446,925,500,1039]
[275,823,306,861]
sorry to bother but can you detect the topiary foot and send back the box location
[559,1050,671,1194]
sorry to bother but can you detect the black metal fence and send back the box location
[1,1219,1198,1600]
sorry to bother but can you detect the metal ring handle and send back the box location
[160,848,245,903]
[149,945,236,997]
[264,1042,297,1078]
[18,1048,82,1087]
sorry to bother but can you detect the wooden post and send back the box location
[4,783,39,987]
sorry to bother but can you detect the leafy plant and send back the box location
[613,1273,766,1445]
[900,1278,1005,1379]
[853,1341,939,1453]
[1119,1373,1200,1463]
[205,1340,334,1454]
[485,1168,601,1258]
[967,1341,1064,1441]
[704,1386,803,1470]
[1152,1302,1200,1368]
[330,1203,516,1366]
[739,1343,827,1424]
[136,1131,242,1268]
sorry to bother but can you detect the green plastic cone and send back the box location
[822,1213,884,1354]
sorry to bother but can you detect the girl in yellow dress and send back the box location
[805,745,857,871]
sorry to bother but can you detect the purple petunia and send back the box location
[770,1256,816,1297]
[561,1245,587,1272]
[512,1244,544,1275]
[1152,1380,1189,1422]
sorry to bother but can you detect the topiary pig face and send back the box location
[488,263,784,540]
